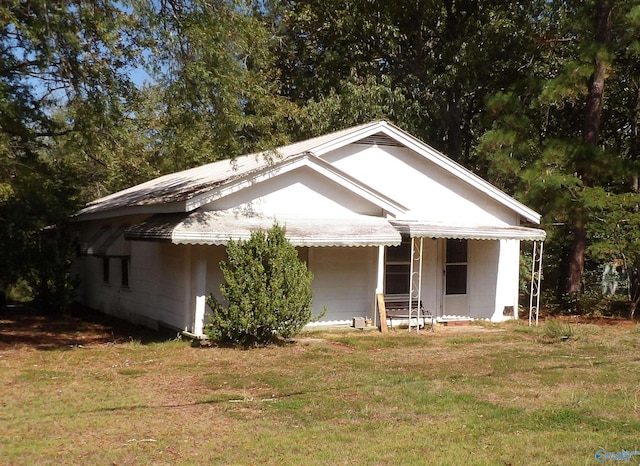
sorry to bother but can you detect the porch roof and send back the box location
[389,220,546,241]
[80,225,129,255]
[124,211,402,247]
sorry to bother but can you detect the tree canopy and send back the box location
[2,0,640,312]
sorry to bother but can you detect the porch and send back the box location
[374,221,546,330]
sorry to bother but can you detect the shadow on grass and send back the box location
[0,302,173,350]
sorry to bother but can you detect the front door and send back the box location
[443,239,469,316]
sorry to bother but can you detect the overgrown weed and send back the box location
[539,319,575,343]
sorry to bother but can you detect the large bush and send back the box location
[205,223,314,346]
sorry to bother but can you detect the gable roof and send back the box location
[184,152,407,215]
[74,121,541,224]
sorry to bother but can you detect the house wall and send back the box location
[203,166,383,216]
[494,239,520,321]
[438,239,519,322]
[401,239,516,322]
[73,237,193,332]
[323,144,518,226]
[184,244,378,329]
[307,247,379,324]
[74,232,520,332]
[74,221,382,333]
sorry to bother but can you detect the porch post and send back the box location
[194,256,207,336]
[529,241,544,326]
[375,245,385,327]
[409,236,424,332]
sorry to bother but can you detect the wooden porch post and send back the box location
[194,257,207,336]
[376,245,387,331]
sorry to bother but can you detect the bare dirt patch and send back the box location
[0,303,164,351]
[554,314,638,327]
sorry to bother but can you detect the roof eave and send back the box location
[72,201,187,222]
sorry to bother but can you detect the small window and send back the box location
[385,236,411,294]
[386,264,410,295]
[121,258,129,287]
[446,239,467,263]
[296,247,309,265]
[445,239,467,295]
[386,237,411,262]
[102,257,110,284]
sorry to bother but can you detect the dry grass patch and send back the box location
[2,308,640,464]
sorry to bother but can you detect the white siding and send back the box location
[133,242,190,330]
[493,239,520,321]
[323,144,518,226]
[191,244,379,328]
[204,166,382,216]
[73,241,192,332]
[308,247,378,323]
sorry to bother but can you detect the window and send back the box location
[102,257,110,284]
[446,239,467,295]
[385,236,411,294]
[121,258,130,287]
[296,247,309,265]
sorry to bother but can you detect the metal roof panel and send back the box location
[390,220,546,241]
[125,211,402,247]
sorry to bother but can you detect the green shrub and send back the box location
[5,278,33,303]
[204,223,314,346]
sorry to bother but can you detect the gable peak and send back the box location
[353,132,404,148]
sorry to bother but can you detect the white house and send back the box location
[71,121,545,335]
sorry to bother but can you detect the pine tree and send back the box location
[479,0,640,305]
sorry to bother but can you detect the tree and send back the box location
[205,223,314,346]
[565,0,612,295]
[269,0,544,168]
[478,0,640,307]
[0,0,144,306]
[0,0,304,309]
[130,0,297,171]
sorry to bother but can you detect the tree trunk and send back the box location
[583,1,612,147]
[445,87,463,161]
[567,218,587,294]
[566,0,612,294]
[631,84,640,192]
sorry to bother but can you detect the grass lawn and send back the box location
[1,308,640,465]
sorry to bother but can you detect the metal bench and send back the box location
[383,294,434,331]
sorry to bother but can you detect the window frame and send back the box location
[102,257,110,284]
[385,236,412,295]
[445,239,468,296]
[121,257,130,288]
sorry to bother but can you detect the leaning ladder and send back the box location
[529,241,544,326]
[408,237,424,332]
